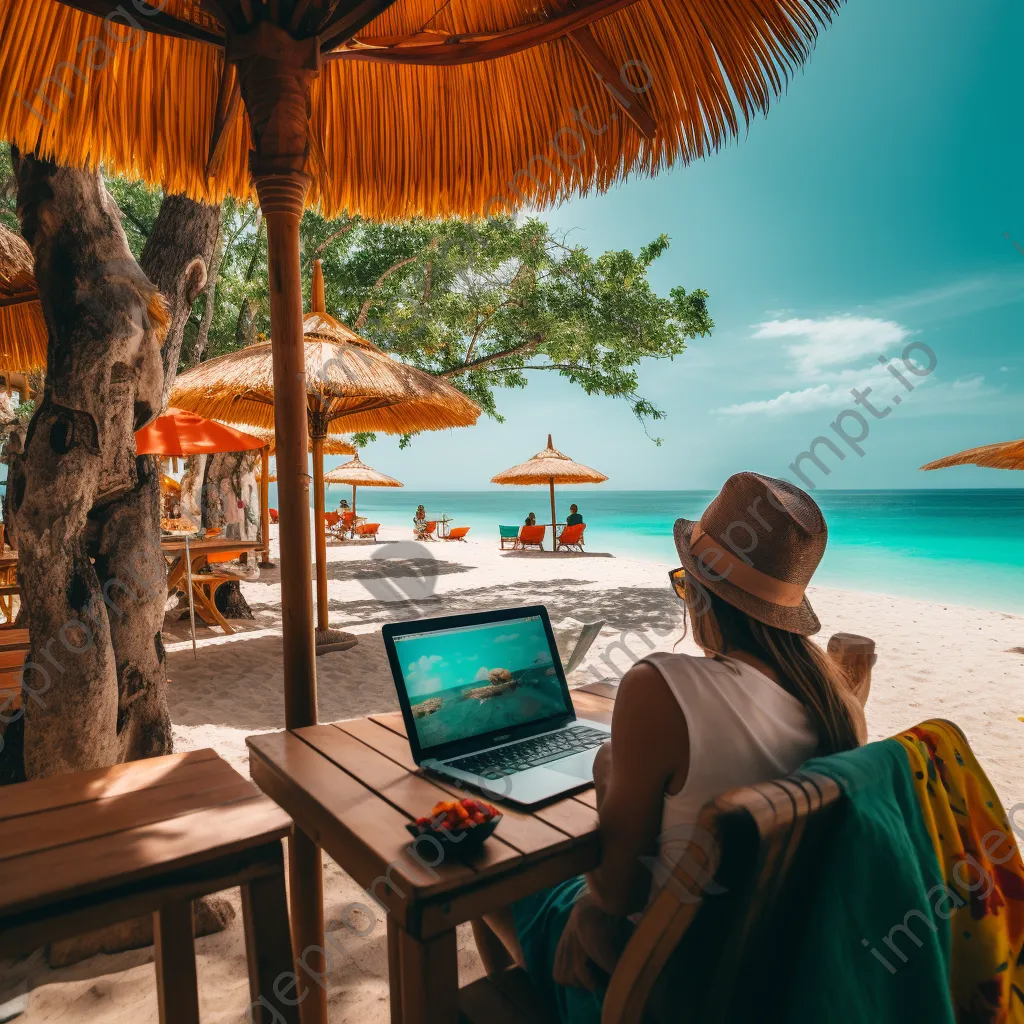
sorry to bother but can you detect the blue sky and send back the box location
[397,618,554,699]
[336,0,1023,491]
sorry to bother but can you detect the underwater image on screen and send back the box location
[394,616,567,750]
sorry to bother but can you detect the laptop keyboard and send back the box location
[446,725,608,779]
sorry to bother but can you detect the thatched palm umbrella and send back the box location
[492,434,607,548]
[172,260,479,649]
[921,440,1024,473]
[1,0,847,997]
[0,224,46,372]
[324,454,402,534]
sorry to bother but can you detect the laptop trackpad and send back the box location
[548,749,597,782]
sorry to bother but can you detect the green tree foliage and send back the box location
[0,145,713,441]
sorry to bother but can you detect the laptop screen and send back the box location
[390,611,570,754]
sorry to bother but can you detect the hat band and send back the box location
[689,523,806,608]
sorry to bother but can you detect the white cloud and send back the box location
[751,316,910,378]
[493,632,520,644]
[408,654,442,676]
[719,384,839,417]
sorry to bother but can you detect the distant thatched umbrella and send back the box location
[492,435,607,547]
[324,455,402,535]
[172,260,479,650]
[921,439,1024,473]
[0,224,46,372]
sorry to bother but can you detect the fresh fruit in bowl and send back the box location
[406,797,502,855]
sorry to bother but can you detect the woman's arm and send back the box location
[585,661,688,917]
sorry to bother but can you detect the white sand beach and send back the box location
[4,521,1024,1022]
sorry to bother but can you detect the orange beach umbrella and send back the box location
[135,407,265,456]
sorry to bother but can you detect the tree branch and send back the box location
[354,253,420,328]
[439,334,546,377]
[121,207,150,239]
[310,222,354,260]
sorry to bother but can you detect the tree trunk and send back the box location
[190,223,223,366]
[179,453,207,526]
[200,450,259,620]
[9,154,168,778]
[6,153,219,780]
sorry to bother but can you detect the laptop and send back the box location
[383,606,610,806]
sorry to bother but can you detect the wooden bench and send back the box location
[0,749,299,1024]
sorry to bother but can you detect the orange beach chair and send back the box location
[443,526,470,542]
[355,522,380,541]
[517,525,545,551]
[556,523,586,552]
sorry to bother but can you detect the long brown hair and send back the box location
[685,581,862,755]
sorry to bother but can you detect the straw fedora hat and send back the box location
[673,472,826,636]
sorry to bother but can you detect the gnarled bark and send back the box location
[6,153,219,780]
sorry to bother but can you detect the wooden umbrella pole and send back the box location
[312,433,328,632]
[351,483,357,537]
[549,477,557,552]
[259,444,273,567]
[234,24,326,1023]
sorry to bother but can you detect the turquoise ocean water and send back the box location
[274,487,1024,613]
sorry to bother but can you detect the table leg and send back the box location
[388,922,458,1024]
[241,846,301,1024]
[153,901,200,1024]
[289,828,328,1024]
[191,581,235,635]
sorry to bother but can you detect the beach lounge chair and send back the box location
[324,511,344,540]
[499,525,520,549]
[421,520,437,540]
[355,522,380,541]
[443,526,470,541]
[269,508,279,524]
[517,524,545,551]
[555,522,586,552]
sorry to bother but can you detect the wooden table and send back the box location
[0,749,298,1024]
[247,687,615,1024]
[161,537,261,635]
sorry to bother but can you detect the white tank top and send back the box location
[640,651,820,891]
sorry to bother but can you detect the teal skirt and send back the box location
[513,876,605,1024]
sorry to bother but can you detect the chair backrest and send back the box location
[559,523,585,544]
[449,527,470,539]
[269,508,279,522]
[357,523,380,534]
[603,771,843,1024]
[425,521,437,533]
[341,510,355,525]
[499,525,520,539]
[519,525,545,544]
[325,512,340,527]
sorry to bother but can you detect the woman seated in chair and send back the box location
[473,473,867,1022]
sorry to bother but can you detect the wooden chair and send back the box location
[499,525,520,549]
[355,522,380,541]
[443,526,471,541]
[517,525,546,551]
[459,634,875,1024]
[556,523,586,552]
[459,770,842,1024]
[192,549,248,635]
[0,750,298,1024]
[0,521,5,553]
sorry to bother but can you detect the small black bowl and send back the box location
[405,814,502,857]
